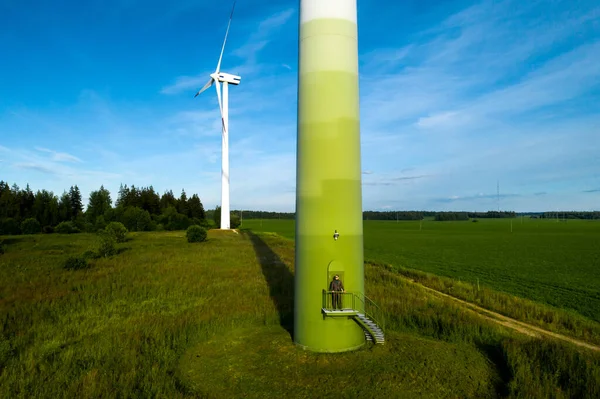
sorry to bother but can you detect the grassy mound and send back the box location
[179,326,498,398]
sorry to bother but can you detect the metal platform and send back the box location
[321,308,358,316]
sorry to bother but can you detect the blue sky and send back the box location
[1,0,599,212]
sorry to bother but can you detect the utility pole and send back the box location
[497,180,500,213]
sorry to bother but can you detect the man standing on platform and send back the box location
[329,275,345,310]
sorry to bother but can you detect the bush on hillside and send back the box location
[105,222,128,243]
[230,214,241,229]
[20,218,41,235]
[63,256,89,270]
[97,232,117,258]
[55,221,79,234]
[82,250,98,260]
[42,225,54,234]
[186,225,207,243]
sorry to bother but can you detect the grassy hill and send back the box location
[1,230,599,397]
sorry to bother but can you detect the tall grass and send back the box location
[380,262,600,346]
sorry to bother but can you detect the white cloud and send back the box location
[35,147,82,163]
[415,111,460,129]
[13,163,57,174]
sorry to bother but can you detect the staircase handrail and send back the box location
[322,290,385,334]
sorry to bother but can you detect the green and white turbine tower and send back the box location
[295,0,365,352]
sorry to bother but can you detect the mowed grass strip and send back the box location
[1,230,599,398]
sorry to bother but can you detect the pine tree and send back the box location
[19,184,35,220]
[177,189,188,216]
[87,185,112,223]
[58,191,72,222]
[188,194,206,220]
[160,190,177,209]
[116,184,130,208]
[69,185,83,219]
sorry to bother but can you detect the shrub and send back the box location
[230,214,241,229]
[0,218,20,235]
[186,225,207,243]
[55,221,79,234]
[42,225,54,234]
[97,233,117,258]
[105,222,128,243]
[82,250,97,260]
[63,256,89,270]
[0,243,4,255]
[20,218,41,235]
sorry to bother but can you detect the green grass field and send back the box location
[1,230,599,397]
[241,218,600,323]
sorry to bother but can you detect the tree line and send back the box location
[534,211,600,220]
[0,181,209,235]
[363,211,430,220]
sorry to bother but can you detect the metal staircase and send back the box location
[322,290,385,344]
[356,312,385,344]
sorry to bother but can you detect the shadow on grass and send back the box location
[476,342,513,397]
[0,236,28,245]
[244,231,294,339]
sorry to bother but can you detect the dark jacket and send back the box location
[329,279,344,291]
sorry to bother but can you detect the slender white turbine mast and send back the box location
[194,1,240,230]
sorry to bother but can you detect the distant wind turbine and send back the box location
[194,1,240,230]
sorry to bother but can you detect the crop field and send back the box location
[241,218,600,323]
[1,230,599,397]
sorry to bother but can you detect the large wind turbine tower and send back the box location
[295,0,377,352]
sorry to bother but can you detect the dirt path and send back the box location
[402,277,600,352]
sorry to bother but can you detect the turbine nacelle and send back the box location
[211,72,241,85]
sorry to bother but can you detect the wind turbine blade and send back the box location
[214,81,226,132]
[215,0,236,73]
[194,78,214,98]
